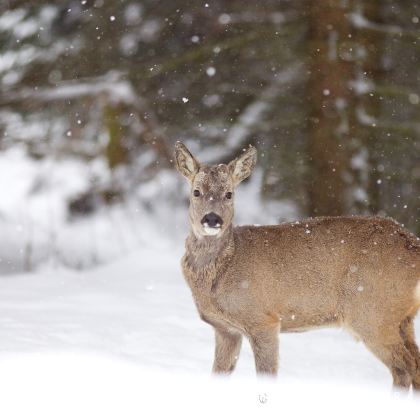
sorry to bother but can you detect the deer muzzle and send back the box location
[201,212,223,236]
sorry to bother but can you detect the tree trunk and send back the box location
[361,1,384,215]
[104,103,127,169]
[307,0,356,216]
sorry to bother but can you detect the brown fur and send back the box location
[175,142,420,389]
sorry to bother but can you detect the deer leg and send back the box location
[361,330,415,390]
[248,328,279,376]
[399,317,420,391]
[212,327,242,374]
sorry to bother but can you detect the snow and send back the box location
[408,93,419,105]
[0,245,419,418]
[0,145,413,417]
[0,147,296,273]
[0,356,419,420]
[218,14,232,25]
[349,11,406,36]
[206,66,216,77]
[7,71,139,105]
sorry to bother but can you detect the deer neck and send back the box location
[184,226,235,292]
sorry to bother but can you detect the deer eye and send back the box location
[193,189,201,197]
[225,192,233,199]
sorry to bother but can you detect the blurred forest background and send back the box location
[0,0,419,272]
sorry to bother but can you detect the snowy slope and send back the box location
[0,245,419,419]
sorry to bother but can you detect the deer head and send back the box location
[175,141,257,238]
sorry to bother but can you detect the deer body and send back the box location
[175,142,420,389]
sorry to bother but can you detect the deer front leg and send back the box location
[248,328,279,376]
[212,327,243,374]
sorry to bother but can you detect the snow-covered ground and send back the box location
[0,244,419,419]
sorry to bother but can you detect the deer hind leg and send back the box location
[212,327,242,374]
[360,328,415,390]
[399,316,420,390]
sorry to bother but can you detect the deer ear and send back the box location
[174,141,200,182]
[228,145,257,186]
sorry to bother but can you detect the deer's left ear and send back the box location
[228,145,257,186]
[174,141,200,183]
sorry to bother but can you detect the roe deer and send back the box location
[174,141,420,389]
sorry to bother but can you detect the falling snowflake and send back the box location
[218,13,231,24]
[408,93,419,105]
[206,67,216,77]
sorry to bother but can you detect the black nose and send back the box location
[201,212,223,228]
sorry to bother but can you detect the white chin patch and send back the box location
[203,224,221,236]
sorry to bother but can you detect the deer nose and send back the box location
[201,212,223,228]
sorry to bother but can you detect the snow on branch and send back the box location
[349,12,420,39]
[356,104,420,135]
[1,71,139,106]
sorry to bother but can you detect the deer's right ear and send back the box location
[174,141,200,182]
